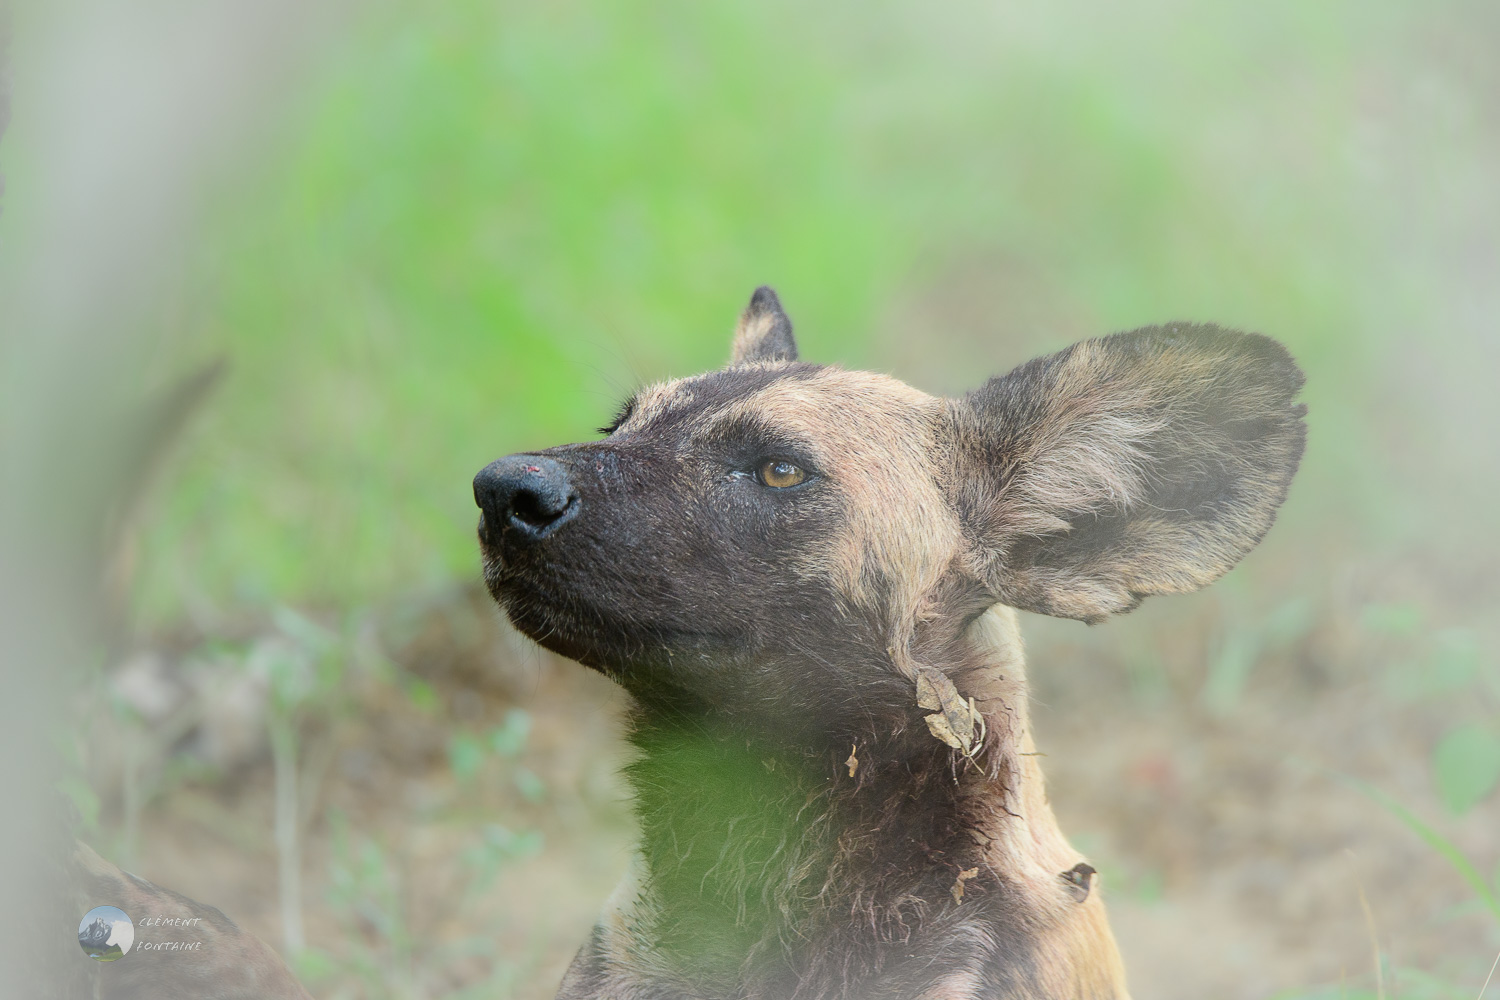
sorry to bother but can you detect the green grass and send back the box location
[129,0,1497,620]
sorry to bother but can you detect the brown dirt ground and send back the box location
[94,556,1500,999]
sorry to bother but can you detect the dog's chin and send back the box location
[488,581,652,673]
[489,586,604,667]
[488,580,746,691]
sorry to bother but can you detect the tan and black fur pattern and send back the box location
[56,287,1303,999]
[475,287,1306,1000]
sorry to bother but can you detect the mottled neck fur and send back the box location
[617,606,1129,1000]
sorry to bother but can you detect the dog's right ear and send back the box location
[944,324,1306,623]
[730,286,798,364]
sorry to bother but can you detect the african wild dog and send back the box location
[472,288,1306,1000]
[58,288,1302,1000]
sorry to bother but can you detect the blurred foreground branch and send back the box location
[0,1,343,995]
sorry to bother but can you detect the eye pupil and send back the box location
[759,460,806,488]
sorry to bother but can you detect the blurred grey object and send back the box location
[0,0,343,995]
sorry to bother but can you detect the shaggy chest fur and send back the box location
[556,610,1128,1000]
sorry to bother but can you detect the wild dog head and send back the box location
[474,287,1306,735]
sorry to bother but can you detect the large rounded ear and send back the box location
[730,286,798,364]
[944,324,1307,623]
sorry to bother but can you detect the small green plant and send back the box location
[1360,783,1500,924]
[302,810,417,999]
[301,706,547,998]
[1418,629,1500,819]
[1200,593,1316,715]
[262,605,361,955]
[1290,610,1500,1000]
[447,708,547,805]
[1434,725,1500,818]
[1355,610,1500,886]
[461,822,543,901]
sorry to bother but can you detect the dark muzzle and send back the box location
[473,454,580,545]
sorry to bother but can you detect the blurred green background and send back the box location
[134,0,1496,621]
[10,0,1499,997]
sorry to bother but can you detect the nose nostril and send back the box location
[511,487,570,529]
[473,454,579,542]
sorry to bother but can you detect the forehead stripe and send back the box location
[615,364,828,432]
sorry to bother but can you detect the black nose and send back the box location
[473,454,580,544]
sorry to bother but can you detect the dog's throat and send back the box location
[626,713,833,923]
[621,704,991,980]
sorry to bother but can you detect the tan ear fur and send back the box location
[730,285,798,364]
[945,324,1307,622]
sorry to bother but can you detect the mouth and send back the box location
[479,564,592,644]
[481,569,737,677]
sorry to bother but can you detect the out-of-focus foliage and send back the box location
[131,0,1500,620]
[1434,724,1500,817]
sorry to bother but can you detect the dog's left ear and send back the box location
[730,286,798,364]
[944,324,1307,623]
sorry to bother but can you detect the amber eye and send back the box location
[758,459,807,488]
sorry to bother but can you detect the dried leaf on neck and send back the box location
[914,665,986,759]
